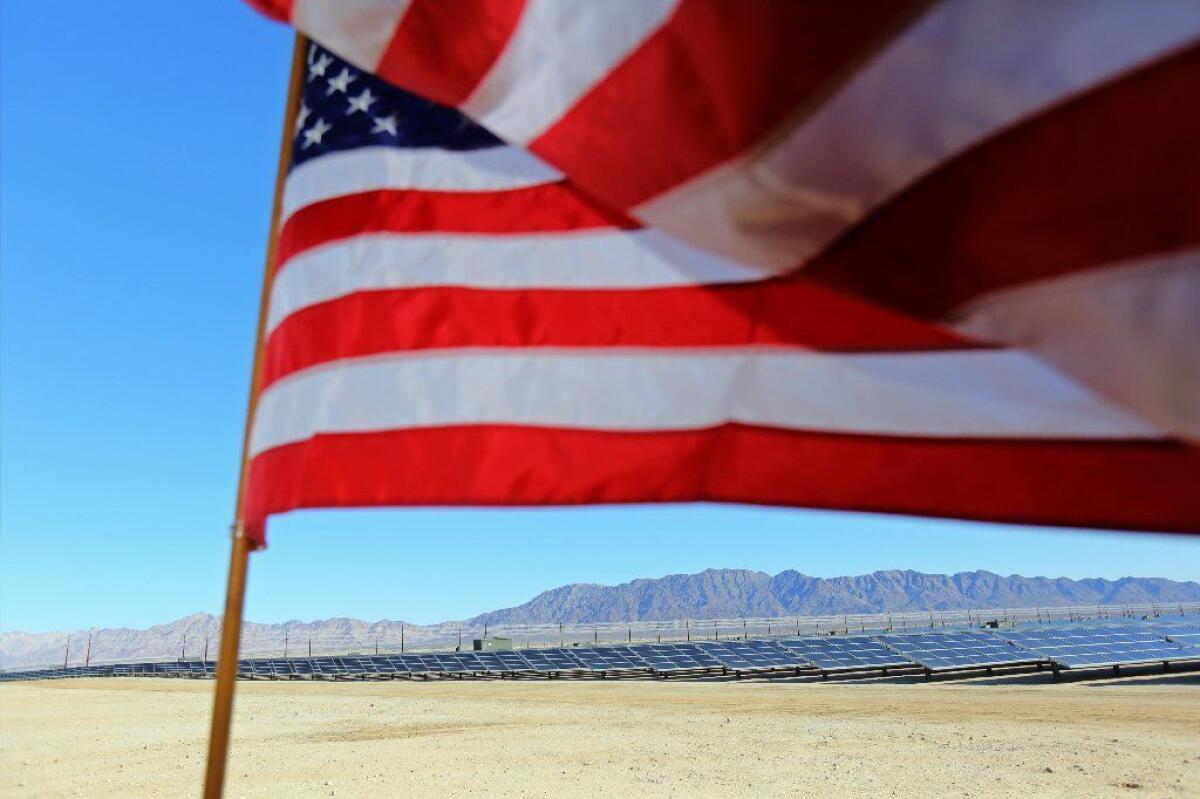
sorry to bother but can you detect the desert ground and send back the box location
[2,672,1198,797]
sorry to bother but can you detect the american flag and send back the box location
[243,4,1200,544]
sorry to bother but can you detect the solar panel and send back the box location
[628,643,723,672]
[518,648,587,673]
[465,651,508,672]
[743,640,813,668]
[568,646,651,672]
[411,654,451,673]
[310,657,344,677]
[775,636,911,671]
[693,642,759,670]
[445,652,487,672]
[492,650,534,672]
[337,657,375,676]
[1150,622,1200,649]
[875,632,1039,671]
[266,659,297,677]
[438,654,482,673]
[694,640,804,670]
[289,659,316,676]
[1002,625,1194,668]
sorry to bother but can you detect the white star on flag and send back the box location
[308,53,333,81]
[301,117,332,149]
[325,67,355,96]
[369,114,398,136]
[346,88,376,115]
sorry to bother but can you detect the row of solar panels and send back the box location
[4,623,1198,682]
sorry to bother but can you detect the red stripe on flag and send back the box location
[807,44,1200,319]
[376,0,526,107]
[530,0,914,209]
[246,0,293,23]
[243,424,1200,545]
[261,279,986,388]
[276,184,638,270]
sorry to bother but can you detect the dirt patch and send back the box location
[3,677,1198,797]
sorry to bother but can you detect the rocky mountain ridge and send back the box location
[4,569,1197,668]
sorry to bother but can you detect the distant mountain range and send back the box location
[464,568,1200,625]
[4,569,1198,669]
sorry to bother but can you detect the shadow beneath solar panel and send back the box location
[734,660,1200,687]
[922,661,1200,687]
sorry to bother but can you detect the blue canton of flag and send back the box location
[291,43,500,169]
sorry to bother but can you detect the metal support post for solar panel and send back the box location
[401,624,405,652]
[63,636,70,671]
[204,32,307,799]
[85,633,92,668]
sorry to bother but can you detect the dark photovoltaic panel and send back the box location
[629,643,723,672]
[1151,623,1200,649]
[493,650,535,672]
[266,659,298,677]
[875,632,1039,671]
[433,654,479,673]
[448,652,489,672]
[695,640,807,670]
[775,636,911,671]
[693,642,759,670]
[1002,626,1193,668]
[468,652,514,672]
[742,640,812,668]
[519,648,587,672]
[377,655,414,673]
[568,646,651,672]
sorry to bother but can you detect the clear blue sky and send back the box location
[1,3,1196,635]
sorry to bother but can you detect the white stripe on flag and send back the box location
[954,248,1200,441]
[462,0,681,144]
[293,0,411,72]
[282,146,563,221]
[638,0,1200,268]
[266,229,779,332]
[249,348,1162,456]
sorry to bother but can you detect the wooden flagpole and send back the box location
[204,32,308,799]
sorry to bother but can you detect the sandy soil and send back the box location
[2,673,1198,797]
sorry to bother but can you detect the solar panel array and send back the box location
[6,621,1199,682]
[1004,626,1193,668]
[629,643,725,672]
[1151,622,1200,649]
[567,646,647,672]
[695,640,808,671]
[774,636,911,671]
[876,631,1039,671]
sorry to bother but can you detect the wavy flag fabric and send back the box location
[242,3,1200,544]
